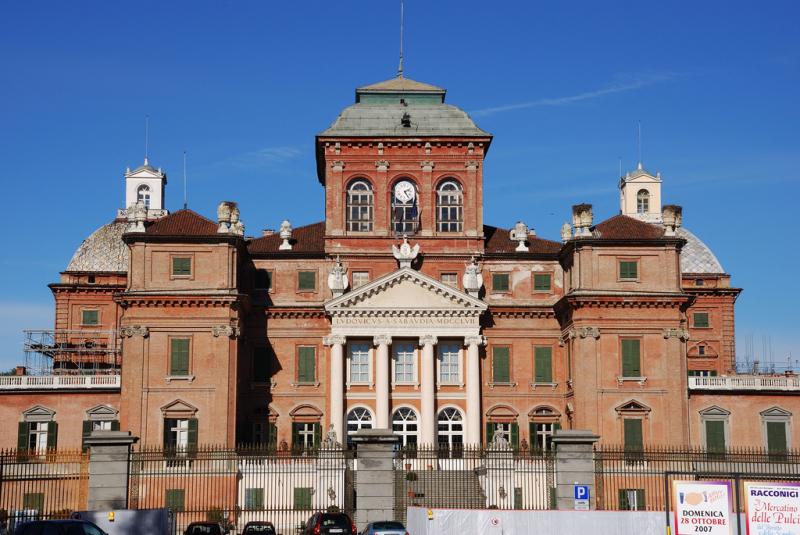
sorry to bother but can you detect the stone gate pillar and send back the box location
[551,429,599,511]
[84,430,139,510]
[351,428,400,531]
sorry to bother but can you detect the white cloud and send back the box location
[225,146,302,169]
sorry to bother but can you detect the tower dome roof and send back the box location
[65,220,129,273]
[676,227,725,274]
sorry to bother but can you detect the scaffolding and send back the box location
[23,329,121,375]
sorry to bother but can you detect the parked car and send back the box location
[360,522,408,535]
[14,520,108,535]
[184,522,228,535]
[241,521,276,535]
[301,512,356,535]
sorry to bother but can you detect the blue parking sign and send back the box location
[574,485,590,500]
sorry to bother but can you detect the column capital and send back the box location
[373,334,392,346]
[323,334,347,346]
[464,334,487,347]
[419,334,438,346]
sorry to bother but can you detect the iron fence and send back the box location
[128,445,355,535]
[393,445,555,523]
[0,449,89,529]
[594,445,800,512]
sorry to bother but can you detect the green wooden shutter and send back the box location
[636,489,646,510]
[172,257,191,276]
[298,347,316,383]
[693,313,709,328]
[534,274,551,291]
[292,423,301,449]
[170,338,190,376]
[619,489,645,510]
[513,487,523,509]
[510,423,519,449]
[245,488,264,510]
[268,423,278,448]
[486,423,494,445]
[18,422,29,451]
[313,423,322,449]
[492,347,510,383]
[23,493,44,512]
[165,489,185,511]
[624,419,643,451]
[163,419,173,449]
[535,347,552,383]
[621,339,641,377]
[492,273,509,292]
[298,271,316,291]
[620,261,638,279]
[111,420,120,431]
[253,348,269,382]
[82,310,99,325]
[46,422,58,450]
[618,489,630,510]
[767,422,787,454]
[82,420,92,452]
[187,418,199,453]
[705,420,726,453]
[294,488,312,510]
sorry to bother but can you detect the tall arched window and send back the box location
[437,180,463,232]
[437,408,464,449]
[137,185,151,208]
[346,407,373,445]
[636,189,649,214]
[346,180,373,232]
[392,407,418,447]
[391,179,419,235]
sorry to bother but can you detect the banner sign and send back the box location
[673,480,733,535]
[745,481,800,535]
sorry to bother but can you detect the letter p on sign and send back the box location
[574,485,589,500]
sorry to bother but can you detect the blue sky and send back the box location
[0,1,798,371]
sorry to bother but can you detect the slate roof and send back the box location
[591,215,666,240]
[319,104,489,138]
[144,209,218,236]
[357,76,444,93]
[676,227,725,274]
[66,220,129,273]
[248,222,326,254]
[483,225,561,255]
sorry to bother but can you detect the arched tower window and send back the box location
[636,189,650,214]
[346,179,373,232]
[437,180,463,232]
[137,185,151,209]
[391,179,419,235]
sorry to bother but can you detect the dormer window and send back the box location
[436,180,463,232]
[346,179,373,232]
[137,185,151,209]
[636,189,649,214]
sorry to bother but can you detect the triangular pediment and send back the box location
[615,399,651,414]
[22,405,55,421]
[325,267,487,314]
[160,399,198,415]
[86,404,118,419]
[761,406,792,418]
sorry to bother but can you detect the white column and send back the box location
[465,335,486,445]
[324,335,346,444]
[419,335,438,445]
[373,335,392,429]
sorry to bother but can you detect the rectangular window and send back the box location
[245,488,264,510]
[492,273,510,292]
[693,312,710,328]
[534,346,553,383]
[81,309,99,326]
[170,338,190,376]
[255,269,272,290]
[22,493,44,512]
[438,342,460,384]
[298,271,317,291]
[533,273,552,292]
[618,489,645,511]
[514,487,523,510]
[351,271,370,289]
[172,257,192,277]
[624,419,643,452]
[619,260,638,280]
[292,422,320,450]
[688,370,717,377]
[485,422,519,449]
[440,273,458,288]
[349,343,370,383]
[293,487,313,510]
[698,345,706,356]
[621,339,641,378]
[492,346,510,383]
[165,489,185,512]
[394,342,415,383]
[253,347,270,383]
[530,422,560,451]
[766,421,788,455]
[705,420,726,453]
[21,421,52,453]
[297,346,316,383]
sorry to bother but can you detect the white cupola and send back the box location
[122,158,167,218]
[619,162,662,223]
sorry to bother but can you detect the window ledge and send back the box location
[392,381,420,390]
[292,381,321,388]
[530,382,558,390]
[487,381,517,388]
[617,376,647,386]
[346,381,374,389]
[166,375,195,383]
[437,382,464,389]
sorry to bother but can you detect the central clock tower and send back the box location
[315,75,492,257]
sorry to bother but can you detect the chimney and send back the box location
[15,366,26,376]
[662,205,683,236]
[571,204,593,237]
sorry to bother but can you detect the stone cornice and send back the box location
[557,292,692,310]
[488,308,556,319]
[116,293,242,308]
[266,307,326,319]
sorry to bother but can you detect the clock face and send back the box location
[394,181,416,203]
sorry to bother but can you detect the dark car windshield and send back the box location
[320,515,351,528]
[187,525,222,535]
[372,522,404,530]
[243,525,275,534]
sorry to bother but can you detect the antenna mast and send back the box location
[183,150,188,209]
[637,120,642,169]
[144,115,150,165]
[397,0,404,77]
